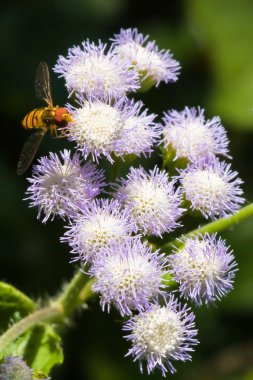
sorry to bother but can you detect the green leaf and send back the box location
[187,0,253,130]
[32,370,50,379]
[0,282,35,333]
[2,324,63,376]
[32,371,48,380]
[162,273,177,287]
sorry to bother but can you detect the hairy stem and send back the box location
[58,270,95,317]
[0,270,94,355]
[2,204,253,353]
[161,203,253,252]
[0,306,62,355]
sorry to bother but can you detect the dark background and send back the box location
[1,0,253,379]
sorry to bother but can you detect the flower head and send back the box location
[90,238,168,316]
[111,28,180,90]
[0,356,33,380]
[123,296,198,376]
[162,107,230,162]
[114,99,161,157]
[114,166,184,236]
[61,199,135,263]
[179,156,244,219]
[169,233,237,306]
[66,97,160,162]
[26,150,105,222]
[54,40,139,99]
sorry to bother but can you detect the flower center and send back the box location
[183,170,229,213]
[179,241,222,282]
[117,42,167,78]
[80,214,127,247]
[166,120,214,159]
[66,55,122,93]
[41,165,80,198]
[133,307,183,355]
[73,103,122,150]
[127,180,169,216]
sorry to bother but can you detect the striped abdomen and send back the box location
[21,108,45,130]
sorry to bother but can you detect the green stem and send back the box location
[58,270,95,317]
[2,204,253,353]
[0,270,95,355]
[0,306,62,355]
[161,203,253,253]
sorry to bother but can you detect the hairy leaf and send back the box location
[2,324,63,376]
[0,282,35,333]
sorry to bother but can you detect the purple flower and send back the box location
[25,150,105,222]
[123,295,198,376]
[162,107,230,162]
[61,199,135,263]
[66,96,160,163]
[0,356,33,380]
[54,40,139,99]
[90,238,168,316]
[114,99,161,157]
[179,156,244,219]
[169,233,237,306]
[114,166,184,236]
[111,28,180,90]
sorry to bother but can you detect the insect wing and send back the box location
[35,61,53,107]
[17,129,47,175]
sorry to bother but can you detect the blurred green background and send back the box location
[1,0,253,379]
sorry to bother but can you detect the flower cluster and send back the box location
[23,28,245,377]
[179,156,244,219]
[26,150,105,222]
[114,165,184,236]
[123,296,198,376]
[65,97,161,163]
[0,356,33,380]
[90,239,168,316]
[162,106,230,162]
[111,28,181,90]
[54,41,140,99]
[168,233,237,306]
[0,356,50,380]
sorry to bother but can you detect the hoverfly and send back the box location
[17,61,73,175]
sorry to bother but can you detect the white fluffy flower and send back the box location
[61,199,135,263]
[114,166,184,236]
[162,107,230,162]
[179,157,244,219]
[123,296,198,376]
[54,40,139,98]
[111,28,180,90]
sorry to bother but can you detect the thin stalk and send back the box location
[58,270,95,317]
[0,305,62,355]
[0,270,95,355]
[161,203,253,252]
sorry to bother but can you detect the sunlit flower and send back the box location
[54,40,139,99]
[169,233,237,306]
[66,96,160,162]
[114,99,161,157]
[179,156,244,219]
[162,107,230,162]
[111,28,180,90]
[61,199,135,263]
[114,166,184,236]
[26,150,105,222]
[123,296,198,376]
[90,238,168,316]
